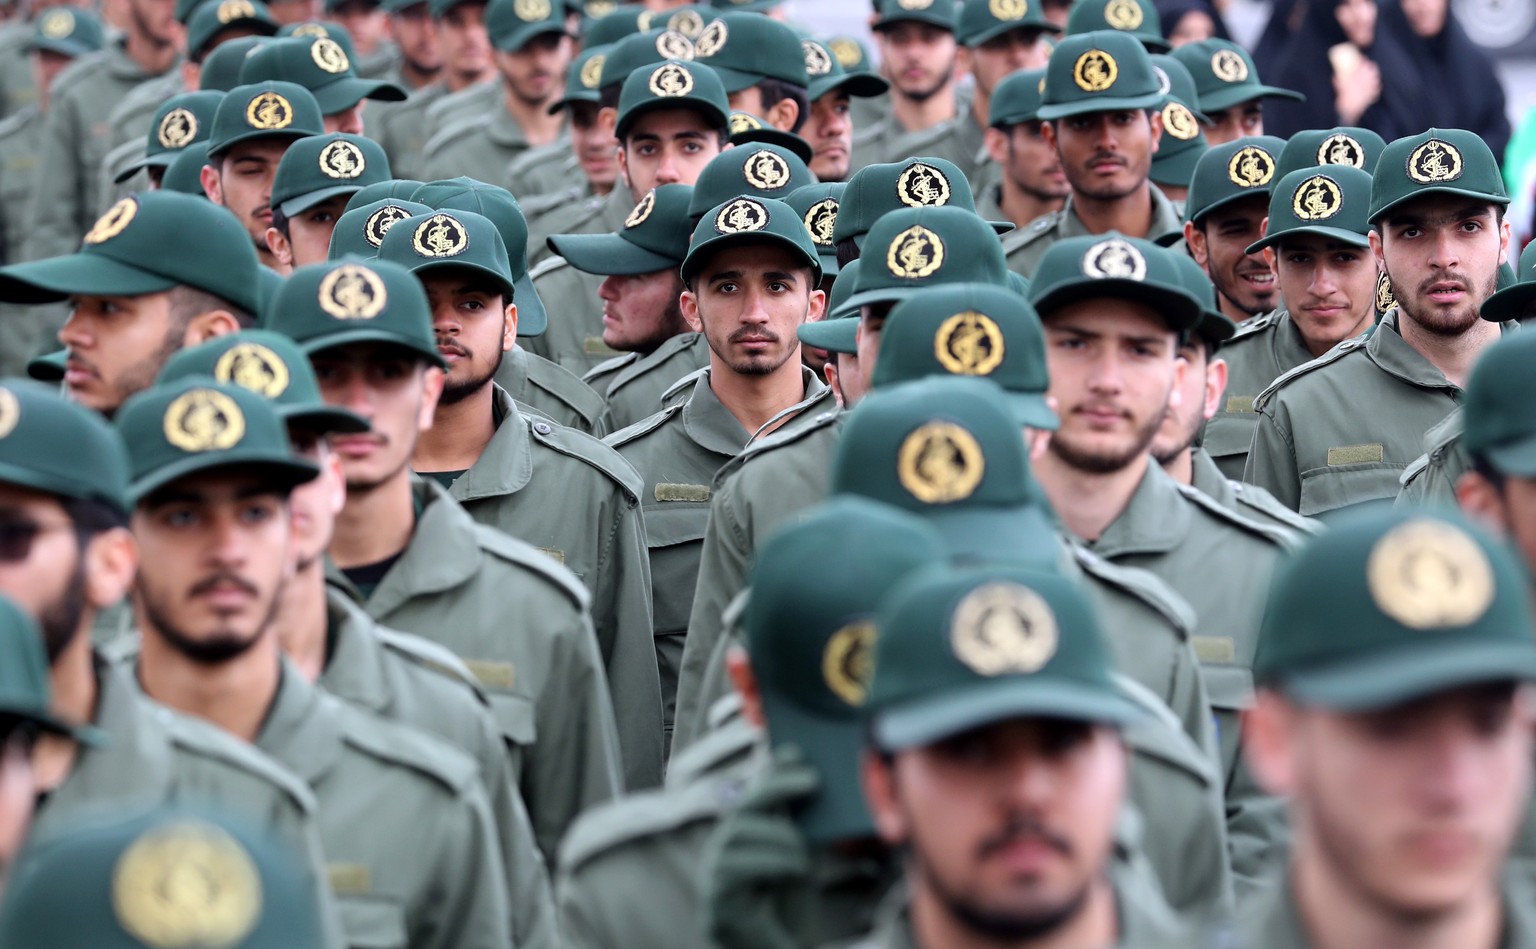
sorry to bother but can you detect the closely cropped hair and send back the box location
[755,78,809,134]
[168,284,255,329]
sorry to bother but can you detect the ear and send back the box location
[679,288,703,333]
[1500,214,1513,266]
[806,286,827,324]
[1368,228,1385,273]
[1147,106,1163,154]
[180,60,199,89]
[724,646,765,728]
[1242,691,1299,797]
[266,227,294,269]
[1203,356,1228,421]
[418,365,445,430]
[825,356,845,407]
[1456,469,1508,535]
[200,164,223,204]
[502,302,518,351]
[1185,220,1209,268]
[861,749,908,846]
[764,96,799,133]
[184,310,241,344]
[1040,120,1057,153]
[83,527,137,610]
[984,125,1009,165]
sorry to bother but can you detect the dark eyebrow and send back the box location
[142,484,285,510]
[1387,205,1493,230]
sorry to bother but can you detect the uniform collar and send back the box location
[1188,448,1236,506]
[106,38,167,82]
[255,658,345,786]
[318,586,394,717]
[1271,310,1323,370]
[487,105,532,147]
[451,384,533,503]
[682,369,755,457]
[601,185,633,231]
[1057,184,1183,243]
[362,478,487,616]
[1089,461,1191,558]
[609,332,701,392]
[1363,310,1461,391]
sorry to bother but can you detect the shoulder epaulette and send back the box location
[529,254,570,281]
[559,762,754,872]
[1175,481,1302,549]
[529,417,644,501]
[659,366,706,403]
[602,399,684,449]
[334,700,479,795]
[420,113,486,158]
[375,627,486,698]
[1116,675,1220,786]
[524,358,605,424]
[1253,335,1366,410]
[519,185,582,218]
[0,106,37,138]
[1070,545,1196,637]
[160,709,318,814]
[1398,450,1430,487]
[582,351,639,384]
[713,409,840,489]
[1227,309,1281,343]
[1225,480,1321,534]
[50,51,109,95]
[1017,210,1062,242]
[472,524,591,609]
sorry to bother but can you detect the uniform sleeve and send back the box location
[472,703,560,949]
[423,781,514,949]
[674,478,752,752]
[1165,640,1222,768]
[1242,399,1302,511]
[23,84,86,262]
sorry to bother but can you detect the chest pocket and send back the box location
[642,502,711,637]
[1202,411,1258,466]
[337,896,409,948]
[485,689,538,752]
[1298,461,1405,517]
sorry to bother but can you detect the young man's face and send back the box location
[1200,100,1263,146]
[618,109,722,199]
[877,21,957,102]
[965,27,1050,98]
[389,4,441,75]
[992,120,1068,202]
[1150,339,1224,467]
[330,0,386,53]
[807,90,853,182]
[1272,233,1378,349]
[269,194,352,269]
[324,101,366,136]
[30,49,74,99]
[1188,195,1278,317]
[438,0,491,79]
[421,269,513,405]
[127,0,178,45]
[286,429,346,570]
[0,484,95,662]
[681,243,823,378]
[1372,195,1508,340]
[203,139,291,254]
[59,292,182,415]
[311,343,442,492]
[569,100,618,191]
[496,31,571,106]
[1043,110,1161,204]
[597,267,687,354]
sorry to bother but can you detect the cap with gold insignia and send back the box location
[1246,165,1373,256]
[116,377,319,503]
[707,0,783,13]
[988,67,1048,127]
[161,145,216,197]
[1274,126,1386,183]
[346,179,428,211]
[26,5,104,57]
[115,90,225,184]
[647,3,710,37]
[0,591,100,742]
[264,258,446,368]
[550,183,694,276]
[1171,38,1301,115]
[583,6,646,45]
[687,143,815,222]
[199,35,272,92]
[486,0,568,51]
[871,0,956,33]
[1255,507,1536,710]
[0,804,329,948]
[0,192,263,315]
[960,0,1058,46]
[1065,0,1164,50]
[614,58,730,139]
[797,258,864,353]
[270,131,391,218]
[784,182,846,278]
[1038,30,1163,120]
[1367,128,1509,224]
[0,379,130,515]
[157,331,370,434]
[803,37,886,103]
[691,12,806,92]
[1028,231,1203,332]
[205,80,324,158]
[1148,54,1210,190]
[1478,240,1536,324]
[328,197,433,260]
[185,0,278,60]
[825,34,872,73]
[681,196,822,285]
[376,208,517,304]
[840,206,1010,313]
[597,28,696,90]
[1183,134,1285,225]
[836,158,1012,249]
[745,496,946,842]
[1168,252,1234,349]
[548,42,610,115]
[1463,330,1536,475]
[239,36,406,114]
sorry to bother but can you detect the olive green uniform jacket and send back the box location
[0,105,59,374]
[583,331,711,434]
[329,477,624,861]
[496,347,608,436]
[1394,406,1466,509]
[0,22,35,119]
[507,143,585,208]
[419,98,540,186]
[1204,309,1328,480]
[848,96,983,180]
[373,81,448,181]
[446,385,663,789]
[1001,184,1184,279]
[1187,448,1321,536]
[98,71,184,200]
[526,180,630,269]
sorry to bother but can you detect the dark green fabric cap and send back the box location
[584,7,647,47]
[708,0,783,12]
[797,259,861,353]
[264,258,446,367]
[157,331,370,434]
[872,282,1057,430]
[1171,38,1302,114]
[1254,507,1536,710]
[682,196,822,284]
[411,177,547,335]
[1247,165,1373,255]
[1028,231,1202,332]
[643,5,710,38]
[825,35,872,74]
[1184,134,1285,224]
[186,0,278,61]
[687,143,815,221]
[872,0,956,32]
[0,379,131,515]
[989,67,1048,127]
[960,0,1058,46]
[615,58,730,139]
[27,6,104,57]
[1169,252,1233,347]
[745,496,946,844]
[835,157,1009,247]
[1479,240,1536,324]
[1037,29,1163,120]
[867,559,1140,751]
[271,132,392,216]
[205,80,324,158]
[1368,128,1509,224]
[275,19,354,44]
[117,376,319,503]
[161,145,215,197]
[692,12,806,92]
[1147,55,1208,187]
[726,112,813,164]
[0,805,330,948]
[1465,331,1536,472]
[0,593,89,739]
[0,192,262,314]
[199,36,273,91]
[1065,0,1165,50]
[1274,126,1386,183]
[239,36,407,113]
[25,350,66,383]
[803,37,886,102]
[598,29,697,90]
[486,0,567,51]
[785,182,846,277]
[424,0,480,18]
[347,179,427,210]
[328,198,432,259]
[841,205,1010,312]
[115,91,226,184]
[548,42,610,114]
[551,183,694,276]
[179,0,213,23]
[377,209,516,304]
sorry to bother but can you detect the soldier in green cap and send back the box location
[691,11,806,134]
[1146,54,1210,204]
[266,257,624,859]
[800,36,886,184]
[1206,164,1378,480]
[1245,129,1512,516]
[954,0,1058,194]
[799,256,863,405]
[1450,331,1536,579]
[1005,31,1184,278]
[1272,125,1385,182]
[1181,135,1285,321]
[328,195,429,256]
[1170,38,1302,146]
[238,34,408,133]
[1237,506,1536,945]
[107,89,225,197]
[506,43,619,218]
[116,376,513,948]
[685,142,816,226]
[979,66,1068,230]
[782,181,845,381]
[1066,0,1168,51]
[265,130,392,269]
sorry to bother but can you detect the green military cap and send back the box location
[614,58,729,139]
[797,258,862,353]
[265,258,447,366]
[726,112,814,164]
[959,0,1058,46]
[347,178,428,210]
[1038,29,1162,120]
[1171,38,1302,114]
[0,593,93,739]
[868,559,1140,750]
[157,331,370,434]
[1184,134,1285,225]
[840,206,1010,312]
[275,18,355,41]
[1274,126,1386,183]
[598,28,697,89]
[161,145,215,196]
[486,0,567,52]
[329,198,432,259]
[645,4,711,37]
[687,143,815,221]
[548,42,610,115]
[270,132,392,217]
[745,496,945,843]
[784,182,846,277]
[989,67,1047,127]
[584,6,646,46]
[0,379,131,515]
[0,192,262,314]
[27,6,104,57]
[824,35,872,74]
[1148,54,1208,189]
[25,351,67,383]
[199,36,273,91]
[870,282,1058,429]
[117,377,319,503]
[551,183,694,275]
[692,12,807,93]
[1478,240,1536,324]
[377,209,517,311]
[1066,0,1164,50]
[115,91,226,184]
[0,805,329,948]
[1254,507,1536,710]
[1169,252,1234,348]
[178,0,214,23]
[1499,259,1517,290]
[803,37,886,103]
[708,0,782,13]
[1028,232,1202,332]
[681,195,822,285]
[835,158,1011,247]
[239,36,407,113]
[1367,128,1509,224]
[1464,330,1536,472]
[871,0,956,33]
[1247,165,1373,255]
[186,0,278,61]
[411,177,547,334]
[205,80,325,158]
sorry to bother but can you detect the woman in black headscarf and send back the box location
[1155,0,1231,46]
[1381,0,1510,159]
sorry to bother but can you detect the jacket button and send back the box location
[533,421,553,435]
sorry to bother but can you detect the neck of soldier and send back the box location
[1034,448,1149,542]
[909,866,1118,949]
[35,620,98,792]
[402,59,442,90]
[1000,175,1066,231]
[446,61,493,93]
[1396,308,1502,389]
[124,21,179,76]
[708,350,808,437]
[274,557,330,684]
[135,608,282,744]
[893,79,956,135]
[1161,444,1195,486]
[330,465,417,571]
[502,82,564,148]
[412,378,497,474]
[1070,181,1157,241]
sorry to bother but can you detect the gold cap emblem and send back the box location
[245,91,294,131]
[585,0,615,13]
[648,62,694,98]
[1161,102,1198,141]
[1375,271,1396,312]
[625,189,656,228]
[310,37,350,74]
[715,197,769,234]
[887,225,945,279]
[803,40,833,77]
[363,204,410,248]
[897,0,934,9]
[1292,174,1343,221]
[163,390,246,453]
[113,821,262,949]
[897,162,951,208]
[290,21,326,36]
[0,388,20,440]
[823,621,875,706]
[411,213,469,258]
[1367,519,1495,629]
[951,582,1059,676]
[216,0,255,22]
[1103,0,1143,29]
[803,198,838,247]
[694,18,726,57]
[1227,145,1275,187]
[729,112,761,133]
[39,8,73,37]
[1317,132,1366,168]
[157,109,198,150]
[743,149,792,191]
[1082,237,1146,280]
[513,0,550,19]
[214,343,290,398]
[1210,48,1249,82]
[655,28,694,60]
[1407,138,1463,184]
[580,53,604,89]
[829,37,860,68]
[934,311,1006,376]
[319,263,388,319]
[669,7,704,37]
[318,139,366,179]
[991,0,1028,20]
[84,198,138,245]
[1073,49,1118,93]
[897,421,984,503]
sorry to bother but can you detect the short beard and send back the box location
[1049,411,1163,474]
[137,578,279,665]
[39,557,88,665]
[1394,267,1497,338]
[896,62,953,104]
[1151,415,1201,467]
[439,347,503,406]
[110,321,187,417]
[614,299,688,355]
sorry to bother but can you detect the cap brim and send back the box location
[547,90,599,115]
[299,329,449,369]
[25,349,67,382]
[114,151,176,184]
[314,77,408,113]
[209,128,310,158]
[26,39,93,57]
[0,703,107,746]
[1276,639,1536,712]
[961,20,1062,46]
[1370,188,1512,225]
[0,254,176,305]
[130,452,320,505]
[0,458,125,516]
[796,315,857,353]
[924,504,1060,565]
[1246,225,1369,255]
[1036,92,1163,121]
[513,270,547,336]
[1479,282,1536,324]
[873,676,1143,751]
[402,257,517,303]
[808,71,889,102]
[1198,84,1304,113]
[617,98,729,139]
[758,695,873,845]
[278,403,371,435]
[550,232,679,276]
[1189,190,1273,225]
[1150,142,1204,189]
[873,12,955,31]
[682,232,821,285]
[839,284,923,313]
[277,183,366,218]
[494,24,568,52]
[817,250,840,278]
[1033,281,1201,331]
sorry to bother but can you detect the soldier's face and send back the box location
[1189,196,1278,317]
[1200,101,1262,147]
[1372,196,1508,339]
[1151,341,1224,467]
[569,101,618,190]
[0,485,90,663]
[287,430,346,569]
[497,32,571,106]
[324,101,366,136]
[876,22,957,102]
[965,27,1050,97]
[279,195,351,269]
[439,1,491,78]
[207,140,291,254]
[312,344,443,492]
[390,5,441,75]
[596,268,687,354]
[619,111,722,199]
[1272,234,1378,352]
[422,271,512,405]
[995,121,1068,202]
[29,49,73,98]
[331,0,386,53]
[681,245,823,379]
[863,718,1127,941]
[59,292,183,416]
[132,472,295,664]
[807,91,853,183]
[855,301,893,383]
[830,350,866,406]
[1041,301,1183,474]
[127,0,178,45]
[1043,110,1160,203]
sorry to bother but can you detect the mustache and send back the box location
[729,328,780,344]
[189,571,259,600]
[1086,151,1125,165]
[435,336,470,358]
[978,815,1074,861]
[1418,270,1471,293]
